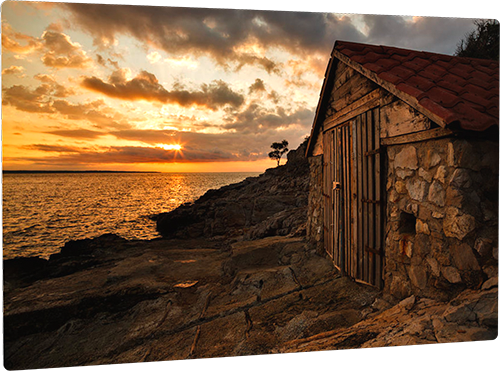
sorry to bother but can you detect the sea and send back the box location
[2,172,259,260]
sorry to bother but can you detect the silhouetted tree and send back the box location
[268,139,289,166]
[455,19,499,60]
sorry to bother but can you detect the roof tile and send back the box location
[377,71,403,85]
[396,83,426,99]
[334,41,499,131]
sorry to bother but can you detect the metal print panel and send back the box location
[2,1,498,370]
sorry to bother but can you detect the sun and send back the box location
[157,144,182,151]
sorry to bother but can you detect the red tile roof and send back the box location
[334,41,499,131]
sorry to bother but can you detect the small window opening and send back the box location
[399,211,416,235]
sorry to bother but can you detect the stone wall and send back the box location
[384,137,498,300]
[306,155,324,254]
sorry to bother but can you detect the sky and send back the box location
[0,0,493,172]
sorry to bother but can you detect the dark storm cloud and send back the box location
[81,70,245,110]
[59,4,363,70]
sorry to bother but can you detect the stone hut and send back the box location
[306,41,498,300]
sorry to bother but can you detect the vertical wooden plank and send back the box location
[367,110,375,286]
[333,129,338,264]
[351,119,358,279]
[374,107,382,289]
[345,125,351,276]
[361,113,368,283]
[342,125,347,275]
[356,116,363,280]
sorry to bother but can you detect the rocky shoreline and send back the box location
[3,142,498,369]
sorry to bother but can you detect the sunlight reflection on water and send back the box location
[2,172,258,259]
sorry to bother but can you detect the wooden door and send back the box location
[323,108,384,288]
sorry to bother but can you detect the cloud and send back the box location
[23,144,82,153]
[34,74,75,97]
[45,129,106,139]
[81,70,245,110]
[147,51,162,64]
[40,29,93,69]
[2,22,92,69]
[2,65,26,76]
[248,78,266,94]
[17,145,237,164]
[59,4,364,73]
[2,84,54,113]
[2,82,130,129]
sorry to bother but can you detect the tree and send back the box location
[455,19,499,60]
[268,139,289,166]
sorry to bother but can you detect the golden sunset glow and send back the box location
[157,144,183,151]
[1,1,479,173]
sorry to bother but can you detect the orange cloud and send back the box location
[2,65,25,76]
[2,23,92,69]
[81,71,245,110]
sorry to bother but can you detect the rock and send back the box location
[406,178,428,202]
[481,277,498,290]
[390,275,411,299]
[431,211,445,219]
[415,219,430,235]
[418,168,433,182]
[442,266,462,284]
[372,298,392,312]
[428,181,445,207]
[408,265,427,289]
[450,168,473,189]
[157,141,310,239]
[443,303,476,324]
[396,169,414,179]
[424,150,442,168]
[426,257,440,277]
[395,181,406,194]
[474,238,493,257]
[58,233,128,258]
[443,207,475,241]
[434,166,447,183]
[398,295,416,311]
[394,146,418,170]
[450,243,480,271]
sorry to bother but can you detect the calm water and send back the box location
[2,172,258,259]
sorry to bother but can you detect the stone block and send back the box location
[389,274,412,299]
[450,243,480,271]
[418,168,433,182]
[443,207,476,241]
[406,178,428,202]
[396,168,414,179]
[408,265,427,289]
[431,238,451,266]
[434,166,447,184]
[450,168,473,189]
[424,149,442,168]
[428,181,445,207]
[474,238,493,257]
[395,181,406,194]
[416,219,430,235]
[426,257,440,276]
[394,146,418,170]
[442,266,462,283]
